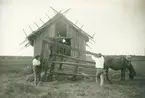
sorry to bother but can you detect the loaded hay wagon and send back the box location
[27,12,97,81]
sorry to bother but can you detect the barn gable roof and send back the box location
[27,13,91,42]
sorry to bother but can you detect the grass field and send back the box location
[0,56,145,98]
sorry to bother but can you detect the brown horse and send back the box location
[104,56,136,84]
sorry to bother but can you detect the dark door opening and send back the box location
[56,38,71,56]
[55,20,67,37]
[55,19,71,56]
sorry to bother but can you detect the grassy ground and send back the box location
[0,64,145,98]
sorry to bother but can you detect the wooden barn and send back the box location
[27,13,91,60]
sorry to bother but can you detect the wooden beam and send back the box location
[45,36,73,39]
[52,53,95,64]
[43,39,100,56]
[47,61,95,68]
[51,72,97,77]
[46,71,97,77]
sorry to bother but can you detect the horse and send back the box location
[104,56,136,84]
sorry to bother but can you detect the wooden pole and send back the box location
[58,10,63,13]
[34,22,39,28]
[40,40,46,81]
[50,6,58,14]
[72,32,80,80]
[62,8,71,15]
[40,18,45,23]
[24,42,30,47]
[29,25,33,32]
[80,25,84,29]
[59,57,63,70]
[52,53,95,64]
[45,14,51,19]
[86,43,92,49]
[92,33,96,37]
[48,39,57,81]
[19,39,27,45]
[59,43,65,70]
[75,20,78,24]
[19,29,28,46]
[43,39,99,56]
[46,61,95,69]
[22,29,27,37]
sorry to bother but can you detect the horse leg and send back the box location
[106,67,112,84]
[121,69,125,81]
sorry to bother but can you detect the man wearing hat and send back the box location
[32,55,41,85]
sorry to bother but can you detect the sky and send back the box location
[0,0,145,56]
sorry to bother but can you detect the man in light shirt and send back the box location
[32,55,41,85]
[91,53,105,86]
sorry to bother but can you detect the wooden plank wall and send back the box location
[68,25,74,57]
[67,25,86,60]
[34,24,55,56]
[68,25,79,58]
[79,36,86,60]
[34,21,87,60]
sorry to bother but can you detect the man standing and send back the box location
[92,53,105,86]
[32,55,41,85]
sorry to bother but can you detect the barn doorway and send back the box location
[55,19,71,56]
[56,38,71,56]
[55,19,67,37]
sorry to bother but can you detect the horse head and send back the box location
[127,61,136,80]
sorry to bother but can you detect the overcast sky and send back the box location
[0,0,145,56]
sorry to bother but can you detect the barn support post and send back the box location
[59,43,66,70]
[40,40,45,81]
[43,44,53,82]
[72,65,78,81]
[48,40,57,81]
[48,62,55,81]
[72,32,80,80]
[56,39,63,70]
[59,57,63,70]
[72,51,80,81]
[40,40,52,82]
